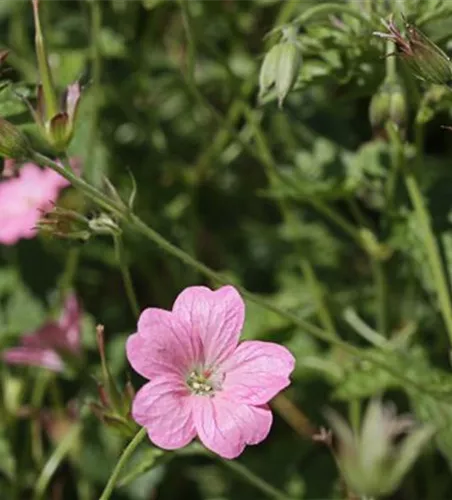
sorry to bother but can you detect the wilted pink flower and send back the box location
[2,294,81,372]
[127,285,295,459]
[0,162,69,245]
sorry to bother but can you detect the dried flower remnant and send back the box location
[0,162,69,245]
[326,399,434,498]
[374,16,452,86]
[2,294,81,372]
[126,285,295,459]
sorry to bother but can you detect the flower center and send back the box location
[186,369,220,396]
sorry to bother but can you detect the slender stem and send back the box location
[178,0,196,84]
[372,258,387,336]
[98,427,147,500]
[301,259,337,338]
[343,308,387,348]
[86,0,102,170]
[114,235,140,318]
[31,152,121,216]
[58,247,80,298]
[220,457,293,500]
[271,394,315,438]
[30,371,51,467]
[348,399,361,437]
[308,198,364,248]
[33,423,81,500]
[390,123,452,346]
[291,3,375,30]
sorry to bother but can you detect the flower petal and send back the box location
[192,395,272,459]
[2,347,63,371]
[58,294,81,352]
[172,285,245,366]
[127,308,201,379]
[132,376,196,450]
[220,341,295,405]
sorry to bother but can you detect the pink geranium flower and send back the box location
[2,294,81,372]
[127,285,295,459]
[0,162,69,245]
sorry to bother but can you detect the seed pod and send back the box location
[276,41,302,108]
[259,43,282,99]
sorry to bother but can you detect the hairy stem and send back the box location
[98,427,147,500]
[114,235,140,318]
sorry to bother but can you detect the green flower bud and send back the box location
[259,44,282,98]
[369,84,391,129]
[369,78,407,131]
[276,40,302,108]
[259,26,302,107]
[0,118,32,159]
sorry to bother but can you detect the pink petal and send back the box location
[127,308,201,379]
[172,286,245,367]
[21,323,61,349]
[58,294,81,353]
[132,375,196,450]
[2,347,63,371]
[220,341,295,405]
[65,82,81,121]
[193,396,272,459]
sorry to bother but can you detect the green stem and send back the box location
[33,423,81,500]
[178,0,196,84]
[31,152,120,216]
[114,235,140,318]
[308,198,364,248]
[390,123,452,346]
[220,457,293,500]
[301,259,337,337]
[58,247,80,297]
[343,308,387,348]
[31,371,51,467]
[98,427,147,500]
[372,258,387,336]
[291,3,375,30]
[86,0,102,172]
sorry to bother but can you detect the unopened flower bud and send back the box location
[375,16,452,86]
[369,78,407,130]
[369,84,391,129]
[326,399,434,498]
[259,26,302,107]
[0,118,32,159]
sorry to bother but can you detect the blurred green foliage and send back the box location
[2,0,452,499]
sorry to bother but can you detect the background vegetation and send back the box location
[2,0,452,498]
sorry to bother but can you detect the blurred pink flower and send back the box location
[2,294,81,372]
[127,285,295,459]
[0,162,69,245]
